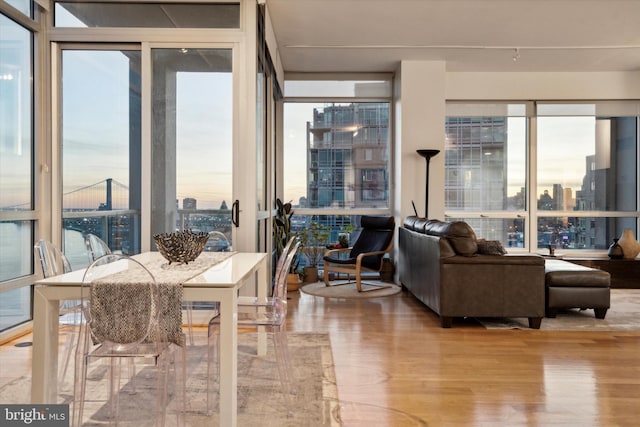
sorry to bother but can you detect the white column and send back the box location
[394,61,446,222]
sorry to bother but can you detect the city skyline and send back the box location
[3,117,604,209]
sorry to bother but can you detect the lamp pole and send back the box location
[416,149,440,218]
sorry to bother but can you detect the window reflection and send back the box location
[543,358,597,423]
[0,220,32,282]
[0,14,32,210]
[0,287,31,331]
[0,13,33,332]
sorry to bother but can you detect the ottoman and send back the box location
[544,259,611,319]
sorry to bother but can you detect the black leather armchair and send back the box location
[323,216,395,292]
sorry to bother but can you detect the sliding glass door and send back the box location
[150,47,234,251]
[56,44,239,255]
[59,47,142,267]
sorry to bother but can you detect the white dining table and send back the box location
[31,251,268,427]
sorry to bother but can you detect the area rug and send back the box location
[301,280,402,299]
[0,332,341,427]
[478,289,640,331]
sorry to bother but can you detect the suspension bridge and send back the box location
[1,178,129,211]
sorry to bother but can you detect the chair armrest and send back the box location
[355,249,390,264]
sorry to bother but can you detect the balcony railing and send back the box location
[63,209,140,257]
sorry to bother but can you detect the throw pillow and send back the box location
[476,239,507,255]
[444,221,478,256]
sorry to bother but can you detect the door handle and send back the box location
[231,199,239,227]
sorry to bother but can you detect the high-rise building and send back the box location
[183,198,197,209]
[182,198,197,230]
[445,117,508,211]
[445,117,510,243]
[306,103,390,209]
[300,103,390,242]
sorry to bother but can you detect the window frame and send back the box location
[445,100,640,256]
[0,1,41,337]
[281,73,394,218]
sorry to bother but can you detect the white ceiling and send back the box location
[265,0,640,73]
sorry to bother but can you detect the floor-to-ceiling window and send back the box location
[51,2,250,254]
[445,101,639,254]
[536,102,638,251]
[282,76,393,270]
[445,103,529,247]
[59,47,142,267]
[0,2,36,333]
[1,1,267,340]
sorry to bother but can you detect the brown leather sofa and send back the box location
[398,216,546,328]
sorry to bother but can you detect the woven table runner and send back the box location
[90,252,234,346]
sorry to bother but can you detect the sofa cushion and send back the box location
[442,221,478,257]
[403,216,421,231]
[413,218,430,233]
[545,259,611,288]
[477,239,507,255]
[403,217,478,256]
[422,219,449,236]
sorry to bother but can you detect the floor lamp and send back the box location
[416,149,440,218]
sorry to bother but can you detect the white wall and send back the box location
[394,61,446,222]
[263,2,284,90]
[446,71,640,100]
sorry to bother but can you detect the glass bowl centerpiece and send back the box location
[153,230,209,264]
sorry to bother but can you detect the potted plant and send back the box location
[286,251,303,291]
[338,223,355,248]
[380,257,395,282]
[273,198,293,260]
[272,198,302,290]
[298,221,331,283]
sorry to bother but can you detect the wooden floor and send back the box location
[288,287,640,427]
[2,287,639,426]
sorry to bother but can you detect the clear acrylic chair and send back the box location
[237,235,297,308]
[204,230,232,253]
[206,241,300,416]
[73,254,186,427]
[34,239,78,387]
[85,233,112,262]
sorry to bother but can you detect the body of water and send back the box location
[0,221,89,331]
